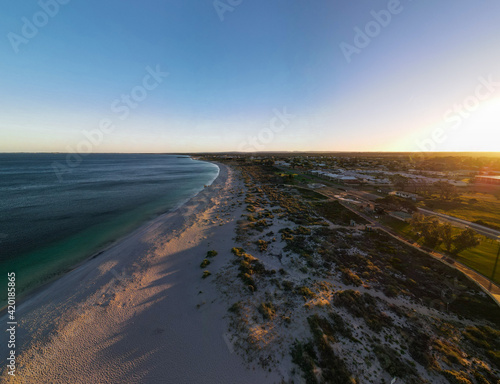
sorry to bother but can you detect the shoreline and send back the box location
[0,160,220,314]
[0,162,276,383]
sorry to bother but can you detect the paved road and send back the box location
[348,189,381,201]
[326,183,500,240]
[293,184,500,306]
[418,208,500,240]
[336,188,500,240]
[286,175,500,304]
[337,201,500,306]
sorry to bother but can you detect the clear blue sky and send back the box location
[2,0,500,152]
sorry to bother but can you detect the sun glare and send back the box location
[451,97,500,151]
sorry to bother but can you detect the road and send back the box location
[418,208,500,240]
[290,183,500,306]
[310,177,500,240]
[286,171,500,303]
[336,201,500,306]
[330,186,500,240]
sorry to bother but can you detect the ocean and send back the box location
[0,153,219,301]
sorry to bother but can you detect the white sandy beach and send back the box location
[0,163,279,384]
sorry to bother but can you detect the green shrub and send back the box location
[472,370,491,384]
[296,286,316,298]
[307,315,355,383]
[231,247,246,257]
[463,325,500,367]
[407,331,438,370]
[291,341,317,384]
[282,280,294,291]
[334,290,392,332]
[202,270,211,279]
[249,219,271,231]
[258,302,276,320]
[340,268,363,287]
[328,312,353,340]
[433,339,467,366]
[373,345,419,379]
[207,250,218,258]
[256,239,269,252]
[296,226,312,235]
[441,370,473,384]
[232,248,267,292]
[463,325,500,350]
[200,259,210,268]
[228,301,242,314]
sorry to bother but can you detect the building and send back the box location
[449,180,468,187]
[389,191,420,200]
[363,203,375,212]
[309,170,360,185]
[341,176,360,185]
[274,161,290,167]
[307,183,326,189]
[388,211,413,222]
[475,176,500,185]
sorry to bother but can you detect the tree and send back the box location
[410,214,442,248]
[409,213,425,235]
[392,175,409,191]
[440,223,454,253]
[421,219,442,248]
[407,179,417,193]
[452,228,480,255]
[433,181,456,200]
[415,180,430,197]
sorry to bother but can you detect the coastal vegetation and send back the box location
[206,250,218,258]
[201,158,500,383]
[202,270,211,278]
[314,200,369,226]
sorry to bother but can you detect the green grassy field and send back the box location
[458,238,500,284]
[380,216,418,240]
[276,169,340,188]
[276,171,314,186]
[419,192,500,230]
[381,216,500,284]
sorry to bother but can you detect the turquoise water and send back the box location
[0,154,218,300]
